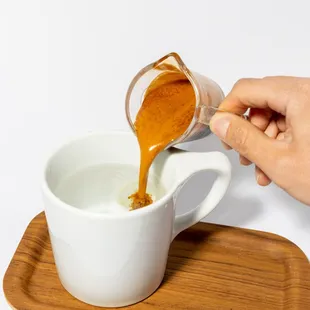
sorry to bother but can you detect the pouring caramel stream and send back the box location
[129,70,196,210]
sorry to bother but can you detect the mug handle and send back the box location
[171,151,231,240]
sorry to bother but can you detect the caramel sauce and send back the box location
[129,69,196,210]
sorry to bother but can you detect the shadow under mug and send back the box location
[42,131,231,308]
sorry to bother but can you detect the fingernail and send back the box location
[210,114,231,139]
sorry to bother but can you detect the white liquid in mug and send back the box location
[54,163,166,214]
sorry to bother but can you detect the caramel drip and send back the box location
[129,70,196,210]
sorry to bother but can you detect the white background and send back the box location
[1,0,310,308]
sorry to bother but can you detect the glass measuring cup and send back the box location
[125,52,225,148]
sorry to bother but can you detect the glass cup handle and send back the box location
[198,105,249,126]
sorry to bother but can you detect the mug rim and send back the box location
[42,130,177,219]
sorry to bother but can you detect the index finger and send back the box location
[220,77,293,116]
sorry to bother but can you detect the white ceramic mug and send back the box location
[42,131,231,308]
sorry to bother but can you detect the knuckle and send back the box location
[296,78,310,95]
[262,75,284,81]
[262,76,273,81]
[228,125,250,156]
[231,78,260,97]
[233,78,250,90]
[233,78,253,90]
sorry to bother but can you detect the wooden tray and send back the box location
[3,212,310,310]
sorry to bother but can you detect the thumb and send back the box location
[210,112,281,175]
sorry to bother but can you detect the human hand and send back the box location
[210,76,310,205]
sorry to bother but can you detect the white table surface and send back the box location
[1,1,310,308]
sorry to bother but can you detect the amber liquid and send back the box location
[129,70,196,210]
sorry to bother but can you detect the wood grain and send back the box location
[3,212,310,310]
